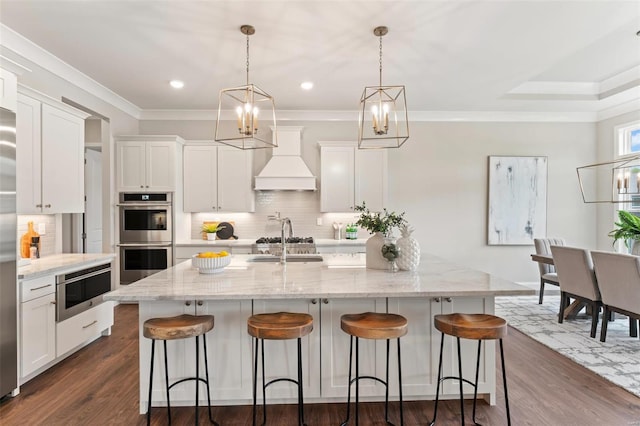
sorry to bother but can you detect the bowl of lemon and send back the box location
[192,251,231,274]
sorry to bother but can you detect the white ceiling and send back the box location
[0,0,639,118]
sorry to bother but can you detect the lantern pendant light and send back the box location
[215,25,277,149]
[358,26,409,149]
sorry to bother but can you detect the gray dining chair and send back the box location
[591,251,640,342]
[550,245,602,338]
[534,238,565,304]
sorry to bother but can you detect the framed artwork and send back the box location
[487,156,547,245]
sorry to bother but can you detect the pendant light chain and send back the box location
[246,33,250,86]
[379,34,383,87]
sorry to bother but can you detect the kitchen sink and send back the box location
[248,255,324,263]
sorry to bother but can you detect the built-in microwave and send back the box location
[56,262,112,322]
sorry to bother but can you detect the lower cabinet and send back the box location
[56,301,114,356]
[21,292,56,378]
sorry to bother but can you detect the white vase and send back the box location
[366,232,388,270]
[396,225,420,271]
[206,233,216,241]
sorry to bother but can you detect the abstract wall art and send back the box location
[488,156,547,245]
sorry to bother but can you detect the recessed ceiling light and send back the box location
[169,80,184,89]
[300,81,314,90]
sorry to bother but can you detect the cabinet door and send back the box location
[355,149,387,212]
[320,298,387,398]
[183,145,218,212]
[41,104,85,213]
[253,299,321,399]
[21,293,56,378]
[0,68,17,112]
[116,142,146,191]
[217,147,254,212]
[16,95,42,214]
[320,147,355,212]
[146,142,175,191]
[197,300,254,401]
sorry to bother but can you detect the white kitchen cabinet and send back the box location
[56,301,114,357]
[139,299,253,407]
[253,299,321,400]
[320,297,388,398]
[0,68,18,112]
[16,88,88,214]
[387,296,494,399]
[319,141,387,212]
[183,144,255,212]
[116,136,184,192]
[20,274,56,379]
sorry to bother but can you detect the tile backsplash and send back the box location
[190,191,367,240]
[17,215,57,258]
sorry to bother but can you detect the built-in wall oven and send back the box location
[118,193,173,285]
[56,262,112,322]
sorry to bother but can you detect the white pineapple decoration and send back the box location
[396,224,420,271]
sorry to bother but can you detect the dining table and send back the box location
[530,253,588,319]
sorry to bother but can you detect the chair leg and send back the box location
[261,339,267,426]
[195,336,200,426]
[429,332,445,426]
[355,337,360,426]
[630,317,638,338]
[600,306,609,342]
[456,337,465,426]
[340,336,354,426]
[147,339,155,426]
[384,339,390,424]
[297,337,306,426]
[590,303,599,338]
[397,337,404,426]
[164,340,171,425]
[202,334,218,425]
[538,279,545,304]
[499,338,511,426]
[252,338,258,426]
[558,292,567,323]
[471,340,481,424]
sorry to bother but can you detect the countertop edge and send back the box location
[18,253,116,280]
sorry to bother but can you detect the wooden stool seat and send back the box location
[341,312,408,340]
[248,312,313,340]
[143,314,214,340]
[434,313,507,341]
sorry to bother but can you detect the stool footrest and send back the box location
[437,375,477,388]
[168,376,209,392]
[264,377,299,389]
[348,375,387,388]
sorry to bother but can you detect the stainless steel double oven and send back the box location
[118,193,173,284]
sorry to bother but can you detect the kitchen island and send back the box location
[105,253,533,412]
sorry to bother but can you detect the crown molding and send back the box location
[0,54,31,75]
[598,98,640,121]
[1,24,141,119]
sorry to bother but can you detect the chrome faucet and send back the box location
[280,217,293,263]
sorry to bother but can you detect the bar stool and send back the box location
[247,311,314,426]
[340,312,408,426]
[143,314,218,426]
[430,313,511,426]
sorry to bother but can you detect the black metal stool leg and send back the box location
[202,334,218,425]
[500,338,511,426]
[429,332,445,426]
[195,335,200,426]
[147,339,155,426]
[252,337,259,426]
[471,340,482,425]
[340,335,354,426]
[384,338,390,423]
[397,337,404,426]
[297,337,306,426]
[164,340,171,425]
[355,336,360,426]
[456,337,464,426]
[261,339,267,426]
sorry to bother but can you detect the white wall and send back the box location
[141,119,598,283]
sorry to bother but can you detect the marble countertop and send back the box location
[18,253,116,279]
[105,253,533,302]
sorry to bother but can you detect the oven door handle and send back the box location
[56,268,111,286]
[116,203,171,207]
[118,243,173,247]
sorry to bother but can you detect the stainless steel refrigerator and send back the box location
[0,106,17,398]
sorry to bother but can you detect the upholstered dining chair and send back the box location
[590,251,640,342]
[550,246,602,338]
[534,238,566,304]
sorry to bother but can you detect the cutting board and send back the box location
[202,221,236,240]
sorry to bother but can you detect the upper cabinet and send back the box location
[16,87,89,214]
[319,141,388,212]
[115,136,184,192]
[183,144,255,212]
[0,68,18,112]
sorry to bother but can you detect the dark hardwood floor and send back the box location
[1,303,639,425]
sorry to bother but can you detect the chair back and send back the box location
[534,238,565,275]
[550,246,601,301]
[591,251,640,314]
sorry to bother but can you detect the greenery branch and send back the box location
[202,223,225,234]
[608,210,640,248]
[354,202,406,237]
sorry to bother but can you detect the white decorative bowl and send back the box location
[191,254,231,274]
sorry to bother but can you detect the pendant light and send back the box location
[215,25,277,149]
[358,26,409,149]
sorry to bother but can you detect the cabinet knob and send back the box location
[36,204,42,208]
[197,300,203,306]
[185,301,192,306]
[322,298,329,304]
[44,204,51,208]
[140,185,144,188]
[146,185,149,188]
[311,299,318,304]
[50,301,56,305]
[445,297,452,303]
[433,297,441,303]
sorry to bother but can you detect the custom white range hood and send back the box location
[254,126,317,191]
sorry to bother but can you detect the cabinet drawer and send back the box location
[56,301,114,357]
[21,275,55,302]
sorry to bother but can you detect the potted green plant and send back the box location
[354,202,406,270]
[202,223,225,241]
[608,210,640,253]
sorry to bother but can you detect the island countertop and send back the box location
[105,253,533,302]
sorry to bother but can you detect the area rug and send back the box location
[495,295,640,398]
